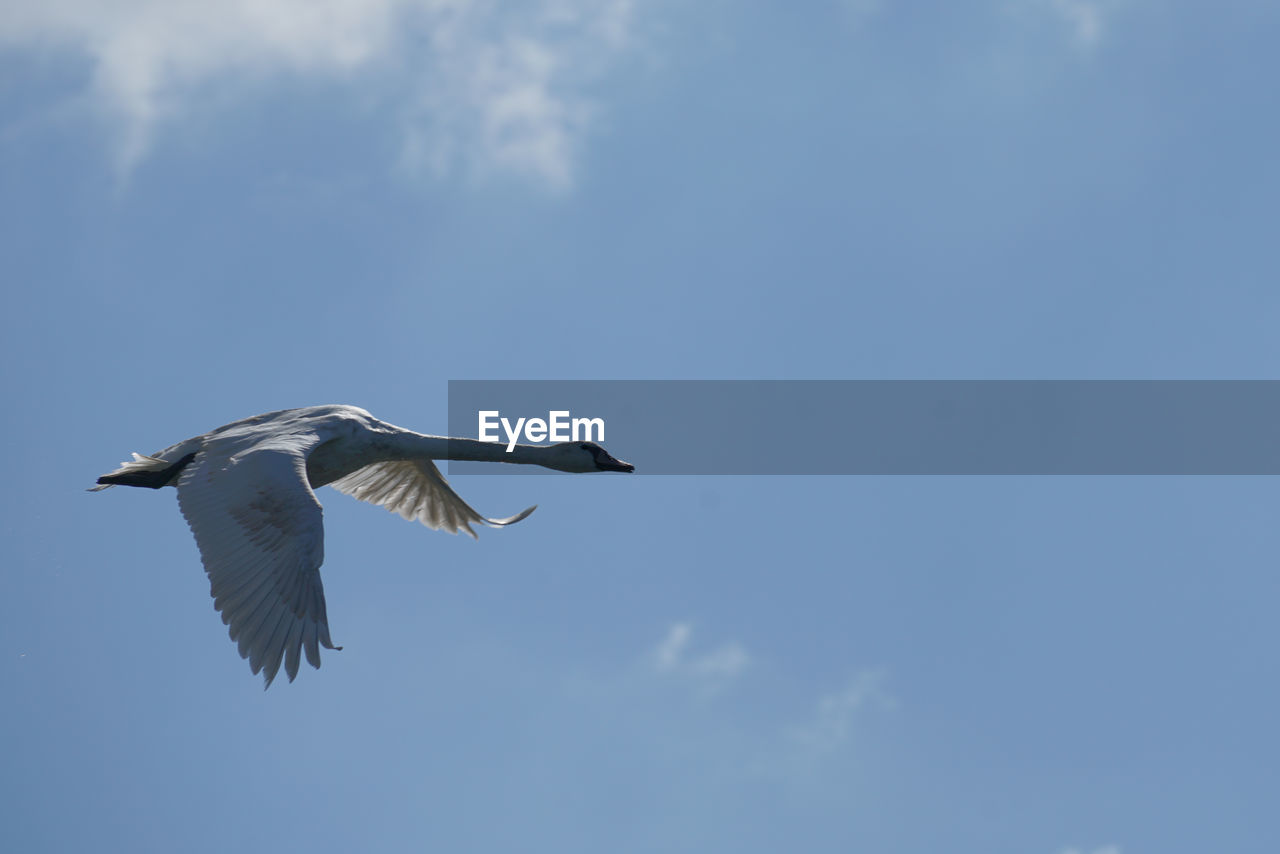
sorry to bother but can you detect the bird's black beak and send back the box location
[596,450,635,473]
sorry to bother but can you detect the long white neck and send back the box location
[378,431,564,469]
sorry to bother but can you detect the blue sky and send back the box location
[3,2,1279,852]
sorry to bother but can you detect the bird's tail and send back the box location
[89,452,197,491]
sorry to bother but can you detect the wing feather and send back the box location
[302,620,321,670]
[259,604,294,684]
[283,619,305,682]
[177,438,339,688]
[238,594,283,663]
[329,459,535,539]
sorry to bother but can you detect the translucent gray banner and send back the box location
[445,381,1280,475]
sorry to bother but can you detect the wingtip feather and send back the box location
[487,504,537,527]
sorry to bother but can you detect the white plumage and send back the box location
[92,405,633,687]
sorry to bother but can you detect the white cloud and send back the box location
[653,622,692,671]
[0,0,641,188]
[1049,0,1104,49]
[786,670,894,753]
[651,622,750,690]
[687,641,750,679]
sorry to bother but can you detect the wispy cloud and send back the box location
[653,622,693,672]
[1048,0,1105,49]
[785,669,894,753]
[0,0,642,188]
[651,622,750,692]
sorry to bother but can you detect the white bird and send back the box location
[91,405,634,687]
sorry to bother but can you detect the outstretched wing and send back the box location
[328,459,535,539]
[176,438,340,687]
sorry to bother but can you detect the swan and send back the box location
[90,404,634,687]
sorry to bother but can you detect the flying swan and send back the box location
[91,404,634,687]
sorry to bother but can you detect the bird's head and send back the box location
[542,441,635,474]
